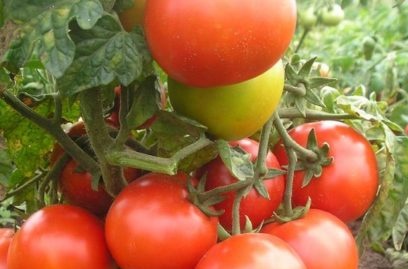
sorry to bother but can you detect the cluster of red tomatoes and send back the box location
[2,0,379,268]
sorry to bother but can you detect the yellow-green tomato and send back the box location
[168,60,284,141]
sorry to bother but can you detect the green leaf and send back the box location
[216,140,254,181]
[298,57,316,78]
[357,136,408,251]
[0,148,13,187]
[57,15,151,96]
[4,0,103,78]
[392,200,408,251]
[126,76,159,129]
[0,100,54,184]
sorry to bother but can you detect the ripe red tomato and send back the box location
[273,121,379,222]
[262,209,359,269]
[60,159,141,216]
[197,138,285,231]
[105,173,218,269]
[195,233,306,269]
[168,60,284,140]
[119,0,146,31]
[0,228,13,269]
[7,205,116,269]
[144,0,297,87]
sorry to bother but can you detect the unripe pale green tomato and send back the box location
[299,8,318,29]
[168,60,284,141]
[320,4,345,26]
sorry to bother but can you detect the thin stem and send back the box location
[3,173,44,201]
[273,113,318,161]
[231,188,247,235]
[114,86,131,148]
[253,116,274,179]
[295,28,310,53]
[278,108,358,120]
[79,88,124,196]
[1,89,99,174]
[283,148,296,216]
[198,180,250,201]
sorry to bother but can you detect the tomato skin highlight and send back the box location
[168,60,284,141]
[197,138,285,231]
[105,173,218,269]
[273,121,379,222]
[196,233,306,269]
[144,0,297,87]
[0,228,13,269]
[7,205,116,269]
[262,209,359,269]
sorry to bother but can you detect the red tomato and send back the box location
[197,138,284,231]
[195,233,306,269]
[0,228,13,269]
[7,205,116,269]
[262,209,359,269]
[273,121,379,222]
[144,0,297,87]
[105,173,218,269]
[60,159,141,216]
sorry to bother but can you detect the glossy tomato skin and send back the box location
[197,138,285,231]
[105,173,218,269]
[119,0,146,31]
[60,159,141,216]
[196,233,306,269]
[7,205,116,269]
[168,60,284,141]
[144,0,296,87]
[0,228,13,269]
[262,209,359,269]
[273,121,379,222]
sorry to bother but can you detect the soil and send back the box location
[349,221,393,269]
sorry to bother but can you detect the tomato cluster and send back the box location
[3,1,380,268]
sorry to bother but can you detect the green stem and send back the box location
[283,148,297,216]
[114,86,131,148]
[273,113,318,161]
[198,180,250,201]
[38,154,70,207]
[3,173,44,201]
[79,88,124,196]
[284,84,307,96]
[106,136,214,175]
[278,108,358,120]
[231,188,247,235]
[253,116,274,178]
[1,89,99,174]
[295,28,310,53]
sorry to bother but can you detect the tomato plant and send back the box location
[262,209,359,269]
[299,8,318,29]
[118,0,146,31]
[197,138,284,231]
[144,0,297,87]
[7,205,115,269]
[0,228,13,269]
[105,173,218,269]
[273,121,379,223]
[168,60,284,140]
[195,233,306,269]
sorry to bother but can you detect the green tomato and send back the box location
[320,4,344,26]
[168,60,284,141]
[299,8,317,29]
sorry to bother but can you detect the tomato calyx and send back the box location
[294,129,333,187]
[271,198,312,224]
